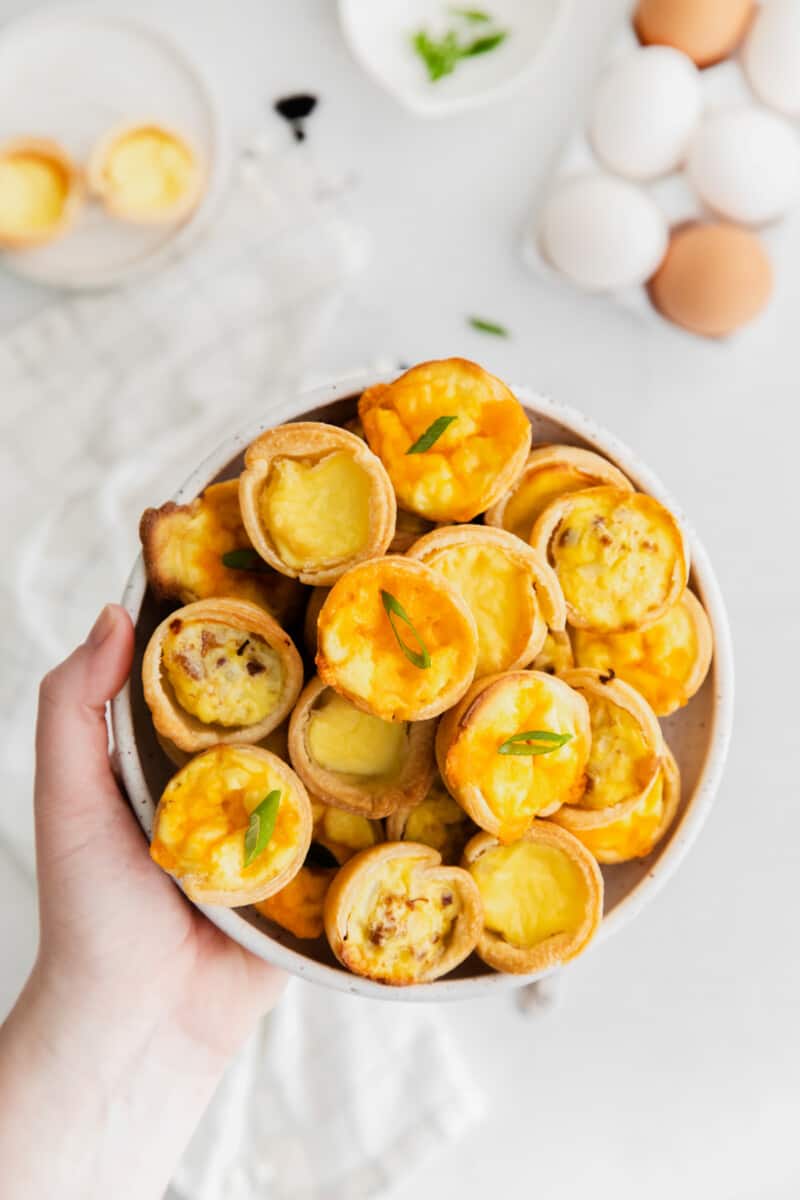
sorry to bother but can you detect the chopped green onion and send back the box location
[468,316,509,337]
[406,415,457,455]
[497,730,572,757]
[244,790,281,866]
[381,589,431,670]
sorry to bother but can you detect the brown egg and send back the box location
[634,0,755,68]
[648,223,772,338]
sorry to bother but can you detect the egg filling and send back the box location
[100,127,195,216]
[316,806,382,860]
[255,867,333,940]
[161,618,283,727]
[0,151,68,237]
[566,770,668,862]
[402,787,476,865]
[469,841,589,949]
[532,630,574,676]
[307,691,407,777]
[581,693,656,810]
[504,464,594,541]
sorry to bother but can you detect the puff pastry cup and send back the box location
[316,555,479,722]
[239,422,396,585]
[0,137,84,249]
[140,479,304,625]
[386,775,478,866]
[406,524,566,677]
[552,746,681,864]
[288,676,436,818]
[485,444,633,542]
[323,842,483,985]
[142,598,303,753]
[531,486,689,632]
[436,670,591,843]
[88,121,203,224]
[150,744,312,906]
[358,358,532,523]
[462,822,603,973]
[571,589,713,717]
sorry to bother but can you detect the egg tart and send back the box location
[531,486,689,632]
[463,822,603,973]
[142,598,303,753]
[358,358,531,523]
[240,423,396,585]
[531,629,574,676]
[407,524,565,678]
[386,776,478,865]
[552,747,680,864]
[140,480,304,625]
[88,122,202,224]
[436,670,591,843]
[288,676,435,818]
[323,842,482,985]
[485,445,633,543]
[559,668,664,811]
[571,589,712,717]
[0,137,83,249]
[316,555,478,722]
[150,744,312,906]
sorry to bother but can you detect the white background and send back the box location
[1,1,798,1198]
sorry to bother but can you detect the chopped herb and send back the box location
[406,415,457,454]
[498,730,573,757]
[450,7,492,21]
[222,548,265,571]
[411,19,508,82]
[462,31,506,56]
[243,790,281,867]
[468,316,509,337]
[381,589,431,670]
[304,841,339,870]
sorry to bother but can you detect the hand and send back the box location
[0,604,285,1200]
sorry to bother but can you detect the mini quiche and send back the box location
[531,486,689,632]
[0,137,84,249]
[462,823,603,973]
[88,122,202,224]
[140,479,303,625]
[386,775,478,866]
[436,670,591,843]
[239,422,396,585]
[406,525,566,678]
[288,676,435,818]
[316,555,479,722]
[571,589,713,717]
[150,744,312,905]
[552,747,681,864]
[142,597,303,753]
[559,668,664,811]
[323,842,483,985]
[531,629,574,676]
[485,445,633,542]
[358,358,531,523]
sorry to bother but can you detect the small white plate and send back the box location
[0,5,227,290]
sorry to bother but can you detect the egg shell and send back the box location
[589,45,702,181]
[633,0,755,69]
[539,173,668,292]
[744,0,800,117]
[687,106,800,225]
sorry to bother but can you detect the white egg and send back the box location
[539,173,668,292]
[589,46,702,181]
[744,0,800,117]
[687,106,800,225]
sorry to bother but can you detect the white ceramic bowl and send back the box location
[111,370,734,1002]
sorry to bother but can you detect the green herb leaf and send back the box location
[450,6,492,21]
[406,415,457,454]
[412,29,462,81]
[222,548,265,571]
[381,589,431,670]
[244,790,281,866]
[468,316,509,337]
[497,730,573,757]
[304,841,339,870]
[463,30,507,56]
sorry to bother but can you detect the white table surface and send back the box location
[1,2,798,1198]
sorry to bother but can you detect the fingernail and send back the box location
[86,605,116,649]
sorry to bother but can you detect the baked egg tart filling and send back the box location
[386,776,478,865]
[89,123,201,222]
[308,691,406,776]
[531,629,574,676]
[0,138,82,248]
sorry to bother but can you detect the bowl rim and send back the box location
[111,368,734,1003]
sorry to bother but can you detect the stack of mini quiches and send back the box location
[139,358,712,986]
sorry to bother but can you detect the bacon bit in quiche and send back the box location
[442,892,453,907]
[201,630,219,656]
[175,652,202,680]
[598,668,616,684]
[246,660,266,676]
[216,657,226,668]
[169,618,183,633]
[236,639,250,656]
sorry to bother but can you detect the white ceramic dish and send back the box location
[111,370,734,1002]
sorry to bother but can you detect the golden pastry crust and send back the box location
[359,358,532,522]
[390,508,436,553]
[485,445,633,542]
[323,842,483,985]
[316,555,479,722]
[156,720,290,770]
[0,137,84,249]
[150,744,312,906]
[88,121,203,224]
[386,776,478,865]
[406,524,565,677]
[139,480,304,624]
[303,586,329,658]
[288,676,436,818]
[552,747,681,864]
[142,598,303,753]
[463,822,603,974]
[240,422,396,585]
[571,589,713,717]
[531,629,574,676]
[436,670,591,842]
[531,486,689,632]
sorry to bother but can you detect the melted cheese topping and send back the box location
[359,360,530,522]
[101,127,195,215]
[532,630,574,676]
[568,771,667,862]
[255,866,333,939]
[420,542,534,676]
[546,489,684,631]
[504,464,596,541]
[403,783,475,864]
[470,841,588,949]
[0,152,68,236]
[307,691,407,777]
[151,746,301,889]
[317,807,380,860]
[581,692,656,810]
[260,451,372,570]
[162,618,283,727]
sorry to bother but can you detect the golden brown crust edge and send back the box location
[87,121,204,225]
[0,137,85,249]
